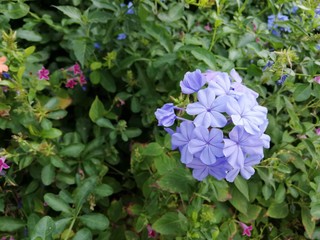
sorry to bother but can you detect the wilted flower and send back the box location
[204,23,212,31]
[38,66,50,80]
[262,61,274,71]
[239,222,253,237]
[73,63,82,75]
[315,128,320,136]
[155,103,177,127]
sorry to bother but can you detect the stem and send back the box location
[64,207,81,240]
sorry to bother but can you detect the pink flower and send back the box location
[147,225,156,238]
[315,128,320,136]
[9,236,14,240]
[65,78,78,89]
[239,222,253,237]
[0,157,9,172]
[79,74,87,85]
[1,237,7,240]
[314,76,320,84]
[38,66,50,80]
[73,63,82,75]
[204,23,212,31]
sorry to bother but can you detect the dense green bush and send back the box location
[0,0,320,239]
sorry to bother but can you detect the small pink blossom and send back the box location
[9,236,14,240]
[73,63,82,75]
[204,23,212,31]
[147,224,157,238]
[79,74,87,85]
[239,222,253,237]
[0,157,10,172]
[314,76,320,84]
[38,66,50,80]
[315,128,320,136]
[1,236,7,240]
[65,78,78,89]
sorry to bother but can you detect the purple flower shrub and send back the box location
[155,69,270,182]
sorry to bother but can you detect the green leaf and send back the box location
[310,204,320,218]
[24,46,36,56]
[142,142,163,156]
[157,3,184,22]
[152,212,187,235]
[141,21,173,52]
[179,46,217,69]
[234,176,250,201]
[46,110,68,120]
[157,167,194,194]
[79,213,109,231]
[267,202,289,219]
[60,143,85,158]
[44,193,72,214]
[17,29,42,42]
[30,216,55,240]
[208,178,230,202]
[293,83,312,102]
[237,33,255,47]
[53,218,72,236]
[274,183,286,203]
[3,2,29,19]
[41,128,62,139]
[302,206,315,239]
[73,228,93,240]
[100,70,116,93]
[229,186,248,214]
[94,184,113,197]
[125,128,142,138]
[53,5,82,22]
[90,62,102,70]
[89,96,105,122]
[154,155,177,175]
[73,39,87,67]
[73,177,97,210]
[89,70,101,84]
[96,118,114,129]
[0,217,25,232]
[41,164,55,186]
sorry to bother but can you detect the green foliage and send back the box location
[0,0,319,239]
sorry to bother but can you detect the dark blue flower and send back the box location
[2,72,11,79]
[94,42,101,49]
[277,74,288,85]
[117,33,127,40]
[267,13,291,36]
[262,61,274,71]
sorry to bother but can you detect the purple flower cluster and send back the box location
[155,69,270,182]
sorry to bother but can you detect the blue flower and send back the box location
[207,71,231,96]
[2,72,11,79]
[267,13,291,36]
[316,4,320,15]
[94,42,101,49]
[262,61,274,71]
[127,2,134,14]
[277,74,288,85]
[117,33,127,40]
[154,103,177,127]
[291,6,298,14]
[225,155,262,182]
[180,69,206,94]
[223,126,264,169]
[171,121,195,164]
[230,69,259,99]
[186,88,228,128]
[226,95,267,135]
[187,157,232,181]
[188,126,224,165]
